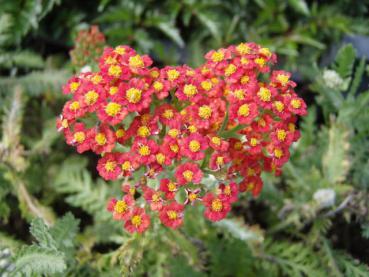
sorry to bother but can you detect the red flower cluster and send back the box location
[59,42,307,233]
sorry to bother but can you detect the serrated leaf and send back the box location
[13,245,66,276]
[29,218,57,250]
[333,44,357,79]
[50,212,79,251]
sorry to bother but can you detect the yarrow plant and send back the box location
[58,42,307,233]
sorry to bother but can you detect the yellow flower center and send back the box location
[138,145,150,156]
[105,56,117,65]
[241,57,249,65]
[116,128,125,138]
[258,87,271,102]
[70,82,80,92]
[288,123,296,132]
[84,90,99,105]
[247,168,255,176]
[274,148,283,158]
[238,104,250,117]
[189,140,201,152]
[211,199,223,212]
[201,66,210,74]
[260,47,272,57]
[234,89,245,100]
[153,81,163,91]
[108,65,122,77]
[168,182,176,192]
[167,210,178,220]
[250,138,258,146]
[183,84,198,97]
[152,193,160,202]
[150,70,159,78]
[95,133,107,145]
[168,129,179,138]
[277,74,289,86]
[114,200,127,213]
[105,161,116,172]
[255,58,266,66]
[109,86,118,95]
[131,215,142,227]
[291,99,301,109]
[137,126,150,137]
[126,88,142,104]
[274,101,284,112]
[70,101,80,111]
[188,125,197,133]
[186,69,195,76]
[189,193,197,201]
[61,119,68,128]
[224,186,231,195]
[258,119,266,127]
[211,136,221,146]
[73,132,85,143]
[216,156,224,165]
[156,153,165,164]
[105,102,121,116]
[276,129,286,141]
[91,74,102,84]
[201,81,213,91]
[236,43,251,55]
[234,142,243,150]
[183,170,193,182]
[240,75,250,85]
[163,109,174,119]
[129,55,144,68]
[211,51,224,62]
[225,64,236,76]
[114,46,126,55]
[170,144,179,153]
[122,161,131,171]
[167,69,180,81]
[198,105,212,119]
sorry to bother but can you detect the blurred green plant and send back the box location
[1,1,369,276]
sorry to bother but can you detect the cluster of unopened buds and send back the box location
[58,42,307,233]
[69,25,106,68]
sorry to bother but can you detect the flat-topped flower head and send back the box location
[59,41,307,233]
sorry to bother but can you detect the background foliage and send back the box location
[1,0,369,276]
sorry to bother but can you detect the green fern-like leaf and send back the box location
[0,70,69,96]
[262,240,325,277]
[12,245,66,276]
[336,251,369,277]
[50,212,80,252]
[29,218,57,250]
[333,44,356,79]
[0,50,44,69]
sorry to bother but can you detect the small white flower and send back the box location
[322,69,344,89]
[313,188,336,208]
[80,65,92,73]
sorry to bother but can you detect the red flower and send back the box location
[112,194,135,220]
[209,152,231,171]
[159,179,178,200]
[124,207,150,233]
[181,133,208,161]
[184,188,202,205]
[120,78,153,112]
[89,125,115,154]
[143,187,163,211]
[132,138,158,165]
[175,162,203,185]
[65,123,91,153]
[97,153,121,180]
[159,202,184,229]
[218,182,238,203]
[230,101,258,125]
[203,193,231,221]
